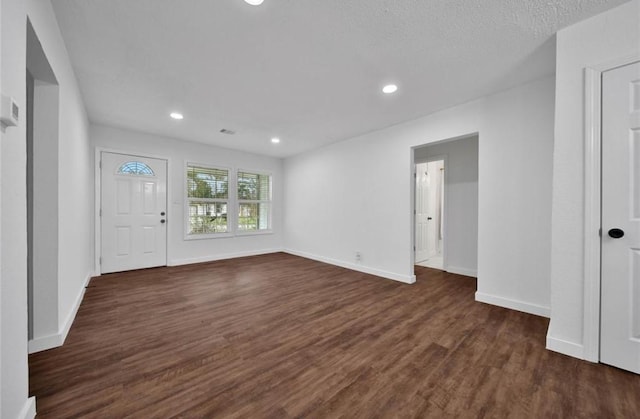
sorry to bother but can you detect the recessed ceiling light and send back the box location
[244,0,264,5]
[382,84,398,94]
[170,112,184,120]
[271,137,280,144]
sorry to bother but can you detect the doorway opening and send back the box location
[26,19,60,350]
[415,159,445,270]
[580,57,640,372]
[412,134,479,278]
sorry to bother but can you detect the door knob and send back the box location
[608,228,624,239]
[160,219,166,224]
[427,217,433,220]
[161,211,165,216]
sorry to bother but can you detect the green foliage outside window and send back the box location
[238,171,271,231]
[185,165,272,235]
[187,166,229,234]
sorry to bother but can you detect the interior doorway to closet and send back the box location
[413,134,479,277]
[415,159,445,269]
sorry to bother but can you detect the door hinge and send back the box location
[413,245,416,251]
[99,160,102,169]
[599,228,602,237]
[99,208,102,217]
[99,257,102,265]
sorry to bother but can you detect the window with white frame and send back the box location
[186,164,229,235]
[237,170,272,232]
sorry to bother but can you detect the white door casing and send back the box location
[600,61,640,374]
[101,152,167,274]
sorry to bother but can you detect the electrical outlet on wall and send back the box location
[355,251,361,262]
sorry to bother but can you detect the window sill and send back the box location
[184,232,234,241]
[183,230,273,241]
[235,230,274,237]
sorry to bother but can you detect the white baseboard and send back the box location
[284,249,416,284]
[29,272,93,354]
[60,272,93,342]
[28,332,63,354]
[475,291,550,318]
[18,397,36,419]
[168,248,283,266]
[445,265,477,277]
[546,335,585,360]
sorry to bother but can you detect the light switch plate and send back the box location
[0,95,19,127]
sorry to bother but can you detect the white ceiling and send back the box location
[51,0,627,158]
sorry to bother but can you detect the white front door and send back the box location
[101,152,168,274]
[601,61,640,374]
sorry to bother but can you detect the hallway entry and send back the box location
[412,134,478,278]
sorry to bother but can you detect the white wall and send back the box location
[1,0,32,416]
[24,0,93,355]
[414,136,479,277]
[1,0,31,415]
[284,75,554,316]
[0,0,4,412]
[548,0,640,359]
[91,124,284,267]
[1,0,92,416]
[31,83,60,341]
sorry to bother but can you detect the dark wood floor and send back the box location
[29,253,639,418]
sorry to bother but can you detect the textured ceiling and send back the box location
[52,0,628,157]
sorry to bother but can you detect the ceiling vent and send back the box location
[220,129,236,135]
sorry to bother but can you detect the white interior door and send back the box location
[425,162,438,259]
[601,60,640,374]
[101,152,167,274]
[415,163,429,262]
[426,160,444,258]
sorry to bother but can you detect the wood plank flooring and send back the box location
[29,253,640,418]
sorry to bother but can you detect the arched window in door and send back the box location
[117,161,155,176]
